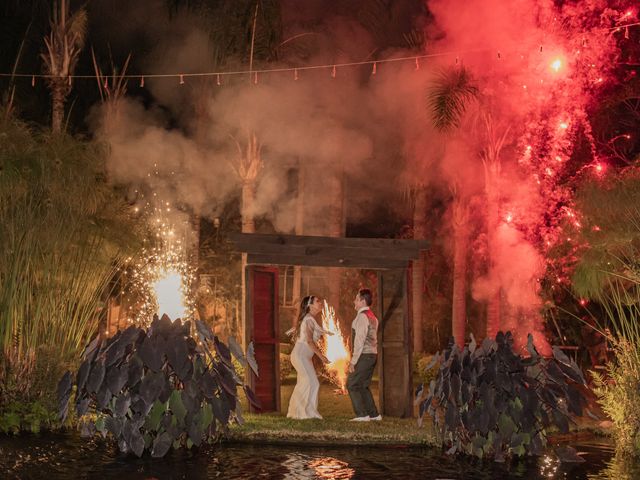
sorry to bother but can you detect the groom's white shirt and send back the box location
[350,306,378,367]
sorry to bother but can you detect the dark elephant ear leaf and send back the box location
[244,385,262,410]
[96,384,112,411]
[214,337,233,368]
[228,336,248,367]
[82,335,101,362]
[139,336,163,372]
[106,364,128,394]
[105,416,122,438]
[127,354,144,386]
[87,360,106,394]
[115,393,132,417]
[151,431,173,458]
[210,395,230,425]
[188,421,203,447]
[130,430,145,458]
[76,359,91,393]
[57,371,72,421]
[76,396,90,417]
[195,320,215,343]
[246,341,259,377]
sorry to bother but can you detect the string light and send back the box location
[331,65,336,78]
[140,76,144,87]
[371,62,377,75]
[294,68,299,80]
[3,21,637,85]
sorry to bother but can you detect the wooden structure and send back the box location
[230,232,428,418]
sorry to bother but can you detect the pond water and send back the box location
[1,433,639,479]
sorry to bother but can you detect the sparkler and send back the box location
[320,300,350,393]
[125,199,195,326]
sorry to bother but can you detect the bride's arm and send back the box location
[304,318,330,363]
[311,319,333,342]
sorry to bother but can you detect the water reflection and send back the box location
[588,451,639,480]
[539,454,560,477]
[281,454,355,479]
[309,457,355,479]
[1,433,640,479]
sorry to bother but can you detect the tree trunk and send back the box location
[484,157,502,341]
[51,81,66,134]
[486,290,501,341]
[412,187,427,353]
[451,198,469,348]
[241,181,256,234]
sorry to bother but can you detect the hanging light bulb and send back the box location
[371,62,377,75]
[140,76,145,87]
[331,65,336,78]
[179,74,185,85]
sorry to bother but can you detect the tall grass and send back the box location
[0,117,140,411]
[573,173,640,454]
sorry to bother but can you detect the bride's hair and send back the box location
[292,295,315,341]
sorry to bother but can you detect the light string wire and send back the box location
[0,21,637,82]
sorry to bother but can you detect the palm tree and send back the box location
[450,185,470,347]
[428,67,516,342]
[411,185,427,352]
[479,113,510,340]
[40,0,87,133]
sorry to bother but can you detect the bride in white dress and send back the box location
[286,295,333,419]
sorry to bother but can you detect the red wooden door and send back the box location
[246,266,280,412]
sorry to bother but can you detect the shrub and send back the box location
[416,331,588,461]
[413,352,439,386]
[58,316,259,457]
[280,353,293,381]
[592,338,640,455]
[0,400,57,434]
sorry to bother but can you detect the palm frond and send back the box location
[427,66,478,132]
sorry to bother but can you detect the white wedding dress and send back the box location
[287,314,327,419]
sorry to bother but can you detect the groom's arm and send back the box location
[350,314,367,367]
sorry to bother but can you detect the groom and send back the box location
[346,288,381,422]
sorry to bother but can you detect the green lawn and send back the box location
[229,375,435,446]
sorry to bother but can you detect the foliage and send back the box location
[573,173,640,455]
[57,316,260,458]
[0,118,141,413]
[416,331,587,461]
[413,352,438,386]
[592,338,640,456]
[0,400,57,434]
[279,353,293,382]
[427,66,478,132]
[572,171,640,301]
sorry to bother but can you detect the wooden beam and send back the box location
[230,232,429,253]
[246,253,409,269]
[231,242,422,261]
